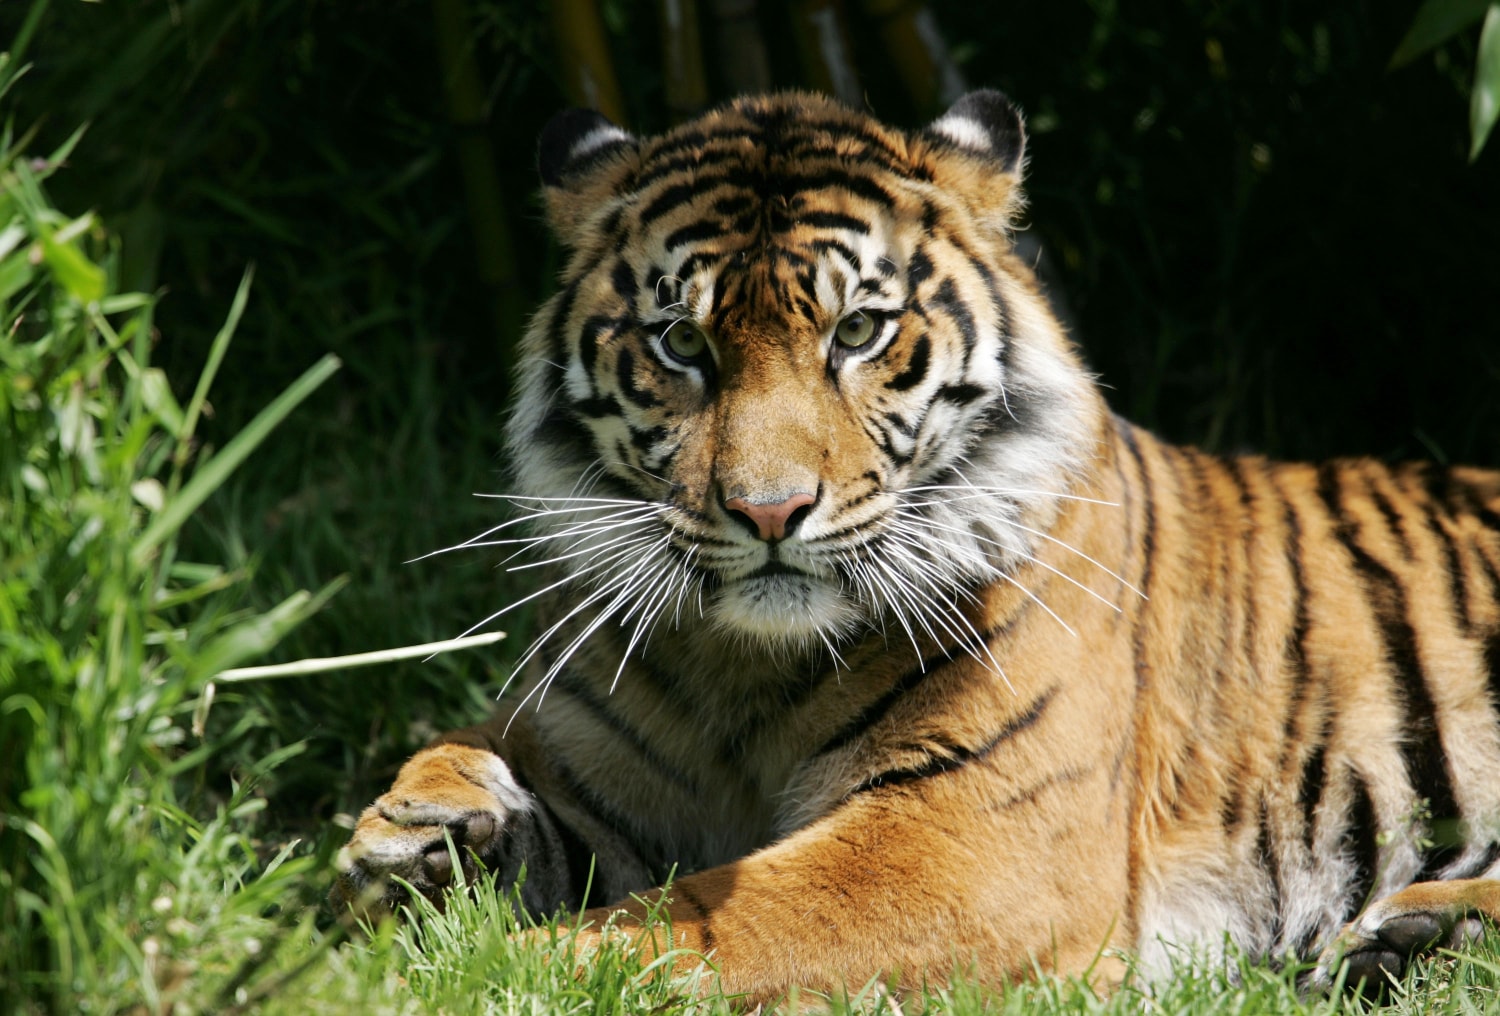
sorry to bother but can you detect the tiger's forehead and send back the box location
[611,101,929,331]
[633,95,921,189]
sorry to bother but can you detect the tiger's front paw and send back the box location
[331,743,534,922]
[1312,879,1496,995]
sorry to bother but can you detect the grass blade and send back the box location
[131,352,342,568]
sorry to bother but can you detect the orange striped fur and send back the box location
[333,92,1500,1002]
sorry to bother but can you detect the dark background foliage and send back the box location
[8,0,1497,837]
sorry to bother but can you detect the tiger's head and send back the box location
[503,92,1102,666]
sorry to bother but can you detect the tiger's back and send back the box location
[333,91,1500,1000]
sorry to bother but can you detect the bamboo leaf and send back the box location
[1472,4,1500,160]
[1391,0,1490,67]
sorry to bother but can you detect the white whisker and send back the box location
[886,518,1077,637]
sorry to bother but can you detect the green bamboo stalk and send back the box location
[659,0,710,122]
[790,0,862,105]
[708,0,771,95]
[431,0,524,351]
[860,0,966,113]
[551,0,629,124]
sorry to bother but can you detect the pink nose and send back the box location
[724,492,816,541]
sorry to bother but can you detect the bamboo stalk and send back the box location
[431,0,523,353]
[790,0,863,105]
[551,0,629,124]
[861,0,966,113]
[708,0,772,96]
[660,0,710,122]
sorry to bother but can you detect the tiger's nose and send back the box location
[724,491,816,542]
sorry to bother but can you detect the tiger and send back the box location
[331,90,1500,1003]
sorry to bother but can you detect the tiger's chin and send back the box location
[708,573,863,647]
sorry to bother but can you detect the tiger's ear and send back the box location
[920,90,1028,226]
[537,108,639,242]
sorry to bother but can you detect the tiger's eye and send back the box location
[835,311,878,349]
[662,320,709,363]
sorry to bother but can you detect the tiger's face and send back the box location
[505,93,1099,660]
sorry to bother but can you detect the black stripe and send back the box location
[777,171,897,208]
[875,422,915,468]
[1488,631,1500,726]
[711,194,754,217]
[994,764,1087,811]
[936,382,987,406]
[674,881,715,952]
[1267,471,1317,825]
[926,278,977,360]
[610,259,636,302]
[849,687,1056,796]
[630,424,670,459]
[548,752,640,844]
[886,335,929,391]
[664,218,724,252]
[638,179,716,225]
[1256,800,1284,948]
[577,314,621,381]
[906,247,935,291]
[644,264,673,306]
[1317,463,1461,870]
[1408,464,1473,634]
[536,403,602,459]
[1222,456,1260,838]
[1184,454,1234,704]
[797,210,870,234]
[1118,424,1157,694]
[572,395,621,420]
[810,237,862,270]
[1345,775,1380,922]
[1117,421,1156,947]
[615,347,661,409]
[1263,470,1322,847]
[882,412,917,439]
[538,800,604,911]
[815,609,1029,759]
[1449,839,1500,880]
[1366,471,1414,561]
[1448,474,1500,533]
[551,671,701,794]
[815,652,955,759]
[1298,734,1328,850]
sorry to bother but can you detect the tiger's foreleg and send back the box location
[566,768,1133,1005]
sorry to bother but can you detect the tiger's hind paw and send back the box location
[1312,878,1500,996]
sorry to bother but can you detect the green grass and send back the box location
[7,103,1500,1016]
[4,0,1500,1011]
